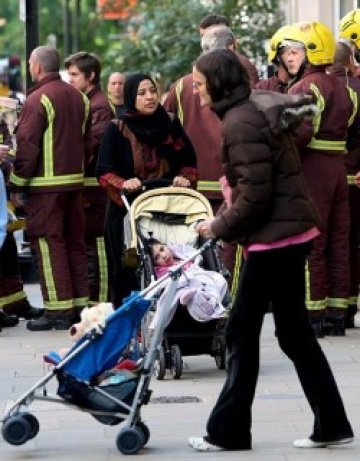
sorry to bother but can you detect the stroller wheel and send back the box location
[20,413,40,440]
[116,427,144,454]
[136,421,150,446]
[170,344,183,379]
[2,414,32,445]
[154,346,166,380]
[213,335,226,370]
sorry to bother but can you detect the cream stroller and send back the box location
[123,184,230,380]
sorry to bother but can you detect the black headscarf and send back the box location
[121,73,172,145]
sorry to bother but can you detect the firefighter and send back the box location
[256,25,293,92]
[10,46,92,331]
[0,119,42,325]
[326,39,360,329]
[280,22,353,337]
[65,52,113,308]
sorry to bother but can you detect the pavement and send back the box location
[0,284,360,460]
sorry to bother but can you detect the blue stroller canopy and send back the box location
[61,293,151,382]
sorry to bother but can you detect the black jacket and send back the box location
[211,88,320,245]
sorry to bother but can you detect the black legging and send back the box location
[206,243,353,449]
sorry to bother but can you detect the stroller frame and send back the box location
[1,240,216,455]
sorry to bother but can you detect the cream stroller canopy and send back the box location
[126,187,214,249]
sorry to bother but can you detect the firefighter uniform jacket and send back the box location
[288,66,353,153]
[11,73,92,192]
[255,75,288,93]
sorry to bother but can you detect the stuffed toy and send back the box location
[69,302,115,342]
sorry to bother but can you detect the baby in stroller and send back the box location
[147,238,227,327]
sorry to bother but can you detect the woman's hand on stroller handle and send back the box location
[172,176,190,187]
[196,218,216,239]
[122,178,142,193]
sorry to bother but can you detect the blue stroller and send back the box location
[0,241,215,455]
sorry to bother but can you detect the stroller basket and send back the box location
[57,372,138,426]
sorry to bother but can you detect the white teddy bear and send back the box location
[69,302,115,342]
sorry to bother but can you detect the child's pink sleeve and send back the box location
[154,265,169,278]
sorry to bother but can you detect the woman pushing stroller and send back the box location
[96,73,197,307]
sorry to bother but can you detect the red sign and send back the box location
[98,0,137,20]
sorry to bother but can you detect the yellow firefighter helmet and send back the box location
[340,9,360,48]
[281,21,335,65]
[268,24,293,62]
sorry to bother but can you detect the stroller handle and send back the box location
[120,178,175,211]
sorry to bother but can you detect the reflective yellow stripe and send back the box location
[347,175,356,185]
[74,297,89,307]
[305,260,326,311]
[81,93,90,134]
[84,177,100,187]
[306,299,327,310]
[327,297,348,309]
[10,171,29,186]
[11,171,84,187]
[348,296,358,305]
[307,139,346,151]
[38,239,77,310]
[39,238,58,305]
[97,237,108,303]
[0,290,27,308]
[309,83,324,136]
[347,86,358,127]
[46,299,74,310]
[197,180,221,192]
[175,78,184,125]
[41,94,55,178]
[231,244,242,299]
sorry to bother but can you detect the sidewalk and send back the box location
[0,284,359,460]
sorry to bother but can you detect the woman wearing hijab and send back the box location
[97,73,197,307]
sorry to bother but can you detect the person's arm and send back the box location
[10,98,46,189]
[90,102,113,154]
[210,114,273,242]
[287,82,315,149]
[97,121,139,204]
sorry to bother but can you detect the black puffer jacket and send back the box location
[211,88,320,245]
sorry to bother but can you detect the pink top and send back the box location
[246,227,320,253]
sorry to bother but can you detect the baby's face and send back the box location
[151,244,175,266]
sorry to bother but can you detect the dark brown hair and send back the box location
[194,49,250,103]
[199,13,230,29]
[64,51,101,85]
